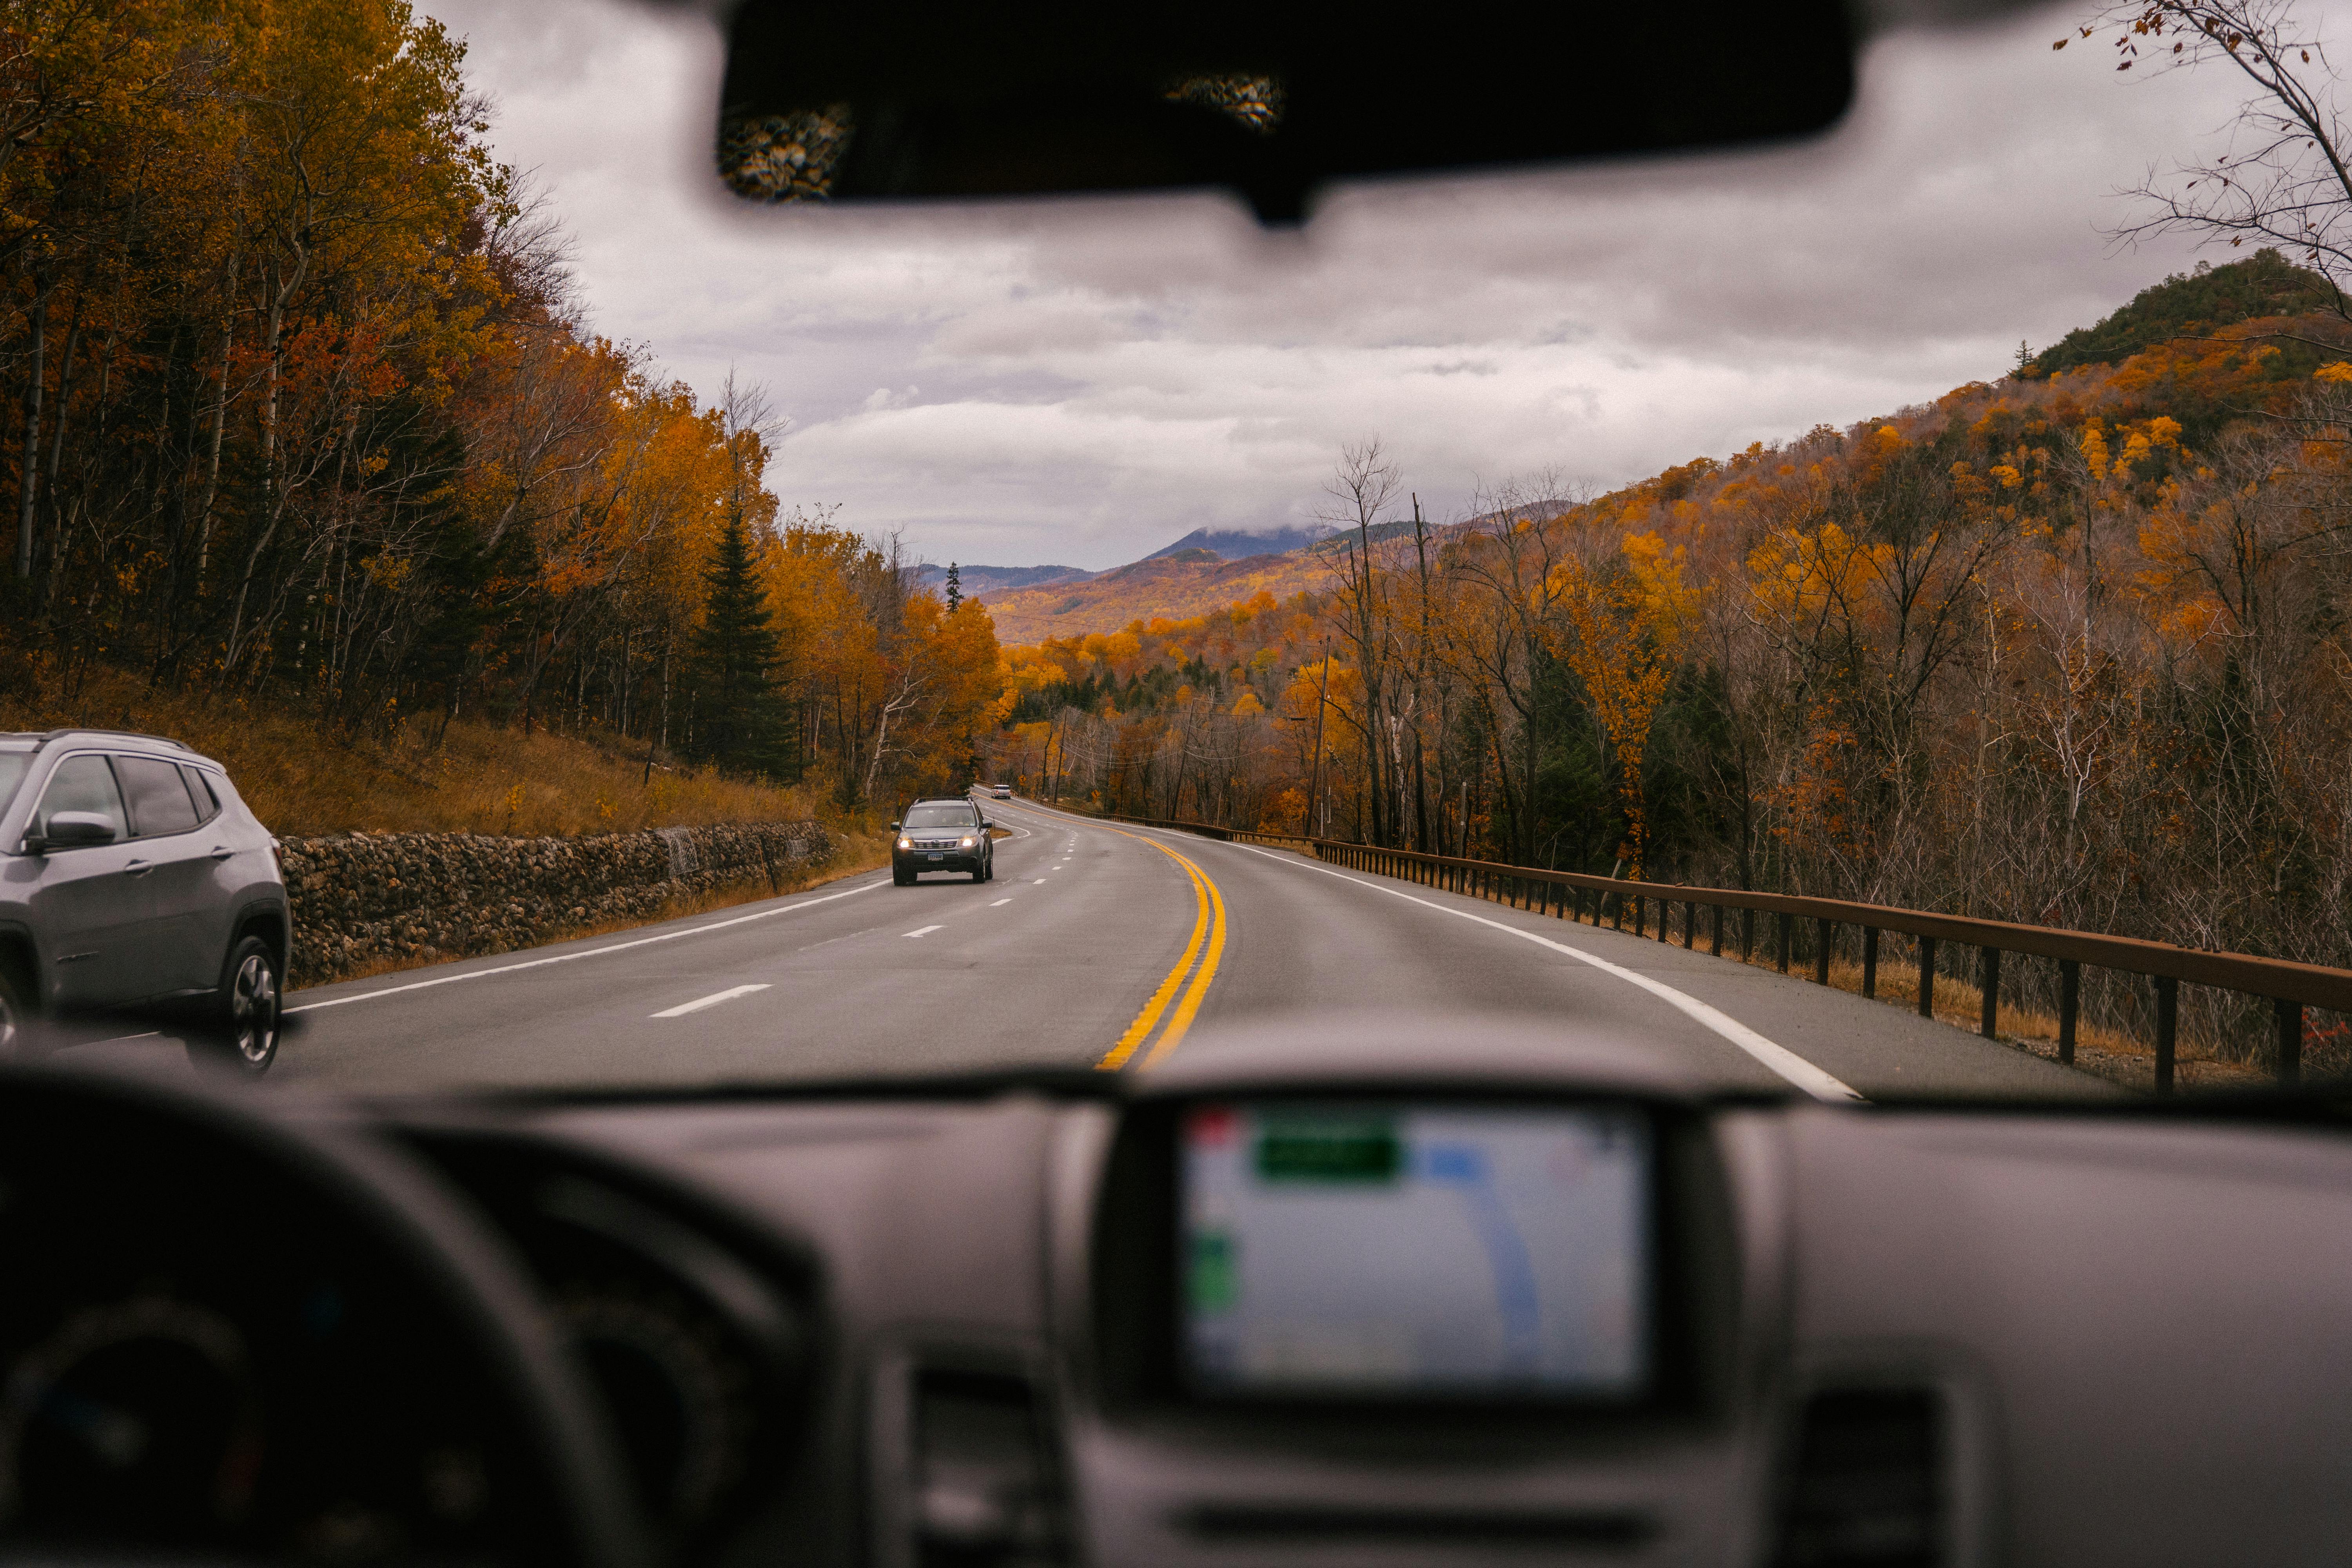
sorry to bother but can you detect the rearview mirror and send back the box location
[37,811,118,849]
[715,2,1855,223]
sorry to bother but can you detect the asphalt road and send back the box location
[58,795,2110,1099]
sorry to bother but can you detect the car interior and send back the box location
[10,1018,2351,1568]
[7,5,2352,1568]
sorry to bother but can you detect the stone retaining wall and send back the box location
[277,820,833,983]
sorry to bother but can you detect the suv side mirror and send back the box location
[889,820,900,831]
[981,821,995,831]
[36,811,118,850]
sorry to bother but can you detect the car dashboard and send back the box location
[5,1017,2351,1568]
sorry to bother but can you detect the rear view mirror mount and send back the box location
[715,3,1857,223]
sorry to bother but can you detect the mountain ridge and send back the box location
[1143,523,1338,561]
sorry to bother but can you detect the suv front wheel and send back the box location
[187,935,281,1075]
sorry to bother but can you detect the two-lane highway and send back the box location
[58,794,2110,1097]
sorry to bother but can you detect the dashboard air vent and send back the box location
[911,1369,1070,1567]
[1775,1389,1943,1568]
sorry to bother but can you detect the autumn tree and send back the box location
[1318,437,1406,845]
[1540,530,1696,876]
[2073,0,2352,319]
[686,510,792,775]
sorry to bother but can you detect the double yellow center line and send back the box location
[1096,830,1227,1070]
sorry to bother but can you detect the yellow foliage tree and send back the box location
[1540,532,1696,875]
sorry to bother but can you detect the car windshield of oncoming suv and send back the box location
[903,804,975,830]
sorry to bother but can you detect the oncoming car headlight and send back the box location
[960,834,978,848]
[897,836,911,850]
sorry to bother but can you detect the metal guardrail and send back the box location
[1096,811,2348,1093]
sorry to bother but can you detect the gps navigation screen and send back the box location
[1180,1101,1653,1397]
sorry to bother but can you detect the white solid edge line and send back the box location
[1196,834,1864,1104]
[904,925,943,938]
[650,983,770,1019]
[287,876,890,1014]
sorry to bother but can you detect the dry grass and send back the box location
[0,667,853,839]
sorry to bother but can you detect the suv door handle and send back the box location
[210,846,234,860]
[122,858,154,877]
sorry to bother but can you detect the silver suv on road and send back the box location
[0,730,290,1072]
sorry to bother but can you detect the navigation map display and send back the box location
[1180,1101,1652,1397]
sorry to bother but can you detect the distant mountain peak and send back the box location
[1143,523,1339,562]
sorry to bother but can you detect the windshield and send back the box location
[15,0,2346,1103]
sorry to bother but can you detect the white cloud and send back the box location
[427,0,2267,568]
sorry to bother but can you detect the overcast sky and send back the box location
[420,0,2285,570]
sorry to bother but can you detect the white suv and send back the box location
[0,730,290,1072]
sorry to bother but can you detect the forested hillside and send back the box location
[985,252,2352,1067]
[985,543,1331,644]
[2027,249,2337,377]
[0,0,997,817]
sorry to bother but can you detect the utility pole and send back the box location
[1310,638,1330,841]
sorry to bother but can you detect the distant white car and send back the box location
[990,784,1012,799]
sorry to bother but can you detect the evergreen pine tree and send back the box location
[945,561,962,612]
[686,510,794,777]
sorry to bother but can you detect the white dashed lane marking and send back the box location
[292,877,888,1015]
[650,984,770,1019]
[989,898,1012,907]
[905,925,944,938]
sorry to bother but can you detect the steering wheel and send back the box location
[0,1063,654,1568]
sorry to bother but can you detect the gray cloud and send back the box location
[428,0,2270,568]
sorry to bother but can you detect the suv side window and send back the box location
[117,755,200,837]
[35,755,128,842]
[180,765,222,824]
